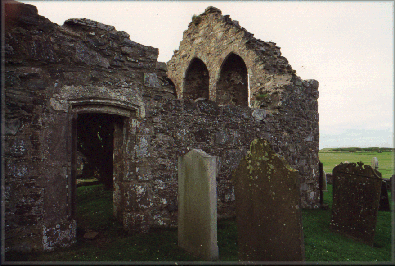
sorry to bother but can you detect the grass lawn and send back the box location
[319,150,394,179]
[5,183,392,263]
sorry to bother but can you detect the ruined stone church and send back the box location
[4,2,319,252]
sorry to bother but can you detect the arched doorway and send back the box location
[183,58,210,100]
[217,53,248,106]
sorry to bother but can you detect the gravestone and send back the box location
[322,170,328,191]
[319,162,324,206]
[389,175,395,190]
[330,162,382,246]
[372,169,390,212]
[178,149,219,261]
[371,157,379,169]
[232,139,305,261]
[326,173,333,184]
[319,161,328,209]
[378,180,390,211]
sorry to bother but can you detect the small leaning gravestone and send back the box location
[232,138,305,261]
[178,149,219,261]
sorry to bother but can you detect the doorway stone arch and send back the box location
[49,84,144,246]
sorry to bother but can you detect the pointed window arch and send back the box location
[184,58,209,100]
[217,53,248,106]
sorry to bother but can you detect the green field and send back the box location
[319,151,394,179]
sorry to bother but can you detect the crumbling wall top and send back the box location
[167,6,318,109]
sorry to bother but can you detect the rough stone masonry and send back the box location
[3,1,319,252]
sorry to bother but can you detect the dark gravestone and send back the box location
[385,178,390,190]
[387,175,395,190]
[319,161,324,206]
[232,139,305,261]
[326,173,333,184]
[318,161,328,209]
[371,169,390,212]
[378,180,390,211]
[330,162,382,246]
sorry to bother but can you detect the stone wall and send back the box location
[132,83,319,228]
[4,1,319,253]
[166,6,320,213]
[4,0,170,252]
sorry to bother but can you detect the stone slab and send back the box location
[379,180,390,211]
[326,173,333,184]
[178,149,219,261]
[330,162,382,246]
[371,157,379,169]
[322,170,328,191]
[232,138,305,261]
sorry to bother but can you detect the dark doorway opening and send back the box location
[217,53,248,106]
[184,58,210,100]
[76,113,122,190]
[72,112,125,243]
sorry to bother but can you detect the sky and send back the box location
[21,1,394,149]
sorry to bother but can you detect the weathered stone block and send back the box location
[215,130,228,145]
[251,109,266,121]
[42,219,77,251]
[178,149,219,261]
[196,99,220,116]
[6,138,29,157]
[144,73,161,88]
[122,182,153,211]
[136,164,153,181]
[5,119,21,135]
[232,138,305,261]
[124,160,137,181]
[135,135,150,157]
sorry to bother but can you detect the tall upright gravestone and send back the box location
[319,162,328,209]
[178,149,219,261]
[232,139,305,261]
[371,157,379,169]
[330,162,382,246]
[370,157,390,211]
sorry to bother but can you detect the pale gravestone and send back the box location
[232,139,305,261]
[371,157,379,169]
[330,162,382,246]
[178,149,219,261]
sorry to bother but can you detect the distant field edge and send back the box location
[320,147,395,153]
